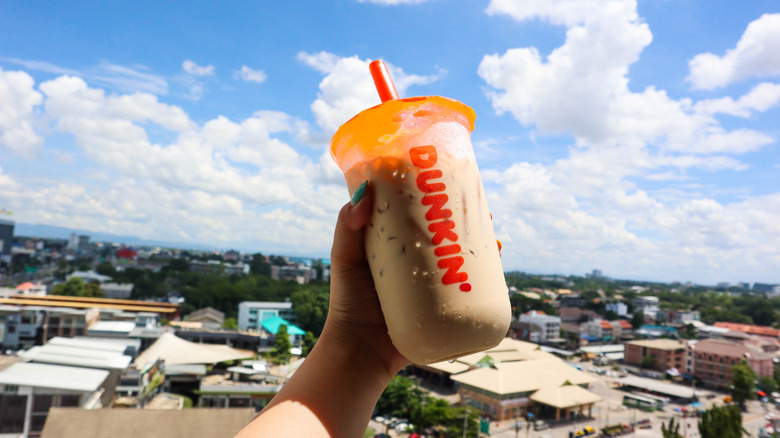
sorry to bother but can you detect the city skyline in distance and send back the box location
[12,221,773,289]
[1,1,779,285]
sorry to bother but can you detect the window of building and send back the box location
[32,395,53,413]
[60,395,80,407]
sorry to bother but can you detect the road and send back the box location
[371,364,773,438]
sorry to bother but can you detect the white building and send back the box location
[0,362,111,437]
[237,302,296,331]
[632,296,659,317]
[102,282,134,299]
[518,311,561,343]
[67,270,112,284]
[605,302,628,316]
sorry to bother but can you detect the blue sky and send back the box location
[1,0,779,285]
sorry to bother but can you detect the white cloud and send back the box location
[688,13,780,90]
[0,166,17,189]
[479,0,778,159]
[35,75,346,223]
[299,52,441,133]
[476,0,780,282]
[236,65,267,83]
[88,61,168,95]
[182,60,215,76]
[694,82,780,117]
[0,68,44,158]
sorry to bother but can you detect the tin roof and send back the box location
[0,362,109,392]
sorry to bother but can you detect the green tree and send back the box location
[730,359,757,410]
[271,324,292,363]
[51,277,86,296]
[291,287,330,335]
[301,331,317,356]
[250,253,271,276]
[83,282,105,298]
[662,417,682,438]
[95,261,117,277]
[376,376,424,420]
[222,317,238,330]
[631,310,645,330]
[698,405,746,438]
[758,375,779,394]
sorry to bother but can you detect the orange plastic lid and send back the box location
[330,96,476,169]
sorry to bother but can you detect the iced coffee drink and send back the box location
[330,62,511,364]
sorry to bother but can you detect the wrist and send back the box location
[318,320,402,383]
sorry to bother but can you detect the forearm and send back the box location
[235,324,395,438]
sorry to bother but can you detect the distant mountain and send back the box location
[13,222,212,251]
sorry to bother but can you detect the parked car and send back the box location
[534,420,549,431]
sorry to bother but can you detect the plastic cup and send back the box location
[330,69,511,365]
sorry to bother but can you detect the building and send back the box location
[689,338,774,389]
[580,320,613,342]
[101,283,134,299]
[636,325,677,339]
[187,307,225,329]
[258,316,305,348]
[518,311,561,344]
[611,320,633,340]
[657,310,700,325]
[632,296,659,317]
[41,307,100,342]
[713,322,780,338]
[0,282,48,298]
[237,302,296,332]
[66,271,112,284]
[0,219,14,264]
[0,362,111,437]
[624,339,688,372]
[40,408,257,438]
[0,305,45,349]
[447,338,602,421]
[559,295,586,308]
[189,260,250,276]
[559,307,599,324]
[507,320,543,343]
[271,265,314,284]
[605,302,628,317]
[198,372,284,411]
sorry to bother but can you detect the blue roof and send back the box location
[640,325,677,332]
[260,316,305,336]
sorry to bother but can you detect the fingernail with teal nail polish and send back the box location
[351,181,368,205]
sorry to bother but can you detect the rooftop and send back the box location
[134,332,254,369]
[260,316,305,336]
[0,362,109,392]
[22,343,132,371]
[714,322,780,338]
[451,357,596,395]
[626,339,688,351]
[40,408,256,438]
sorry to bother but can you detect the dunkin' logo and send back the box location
[410,145,471,292]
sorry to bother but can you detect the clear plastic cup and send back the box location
[331,95,511,364]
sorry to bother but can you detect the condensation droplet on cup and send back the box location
[411,267,419,276]
[448,360,455,364]
[415,241,422,248]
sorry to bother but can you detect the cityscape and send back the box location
[1,1,779,438]
[2,221,780,437]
